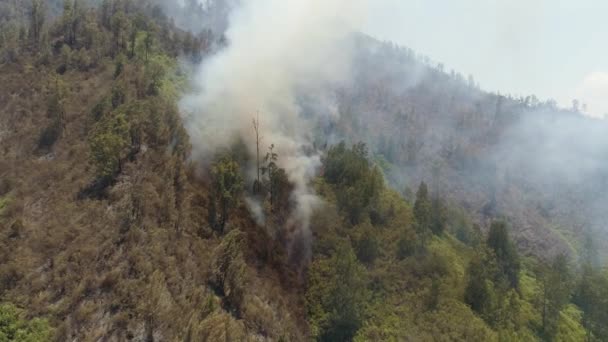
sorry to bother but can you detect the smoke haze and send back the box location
[180,0,367,259]
[175,0,608,262]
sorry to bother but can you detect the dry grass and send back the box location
[0,50,308,341]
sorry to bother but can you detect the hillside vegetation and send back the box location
[0,1,607,341]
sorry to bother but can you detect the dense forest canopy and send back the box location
[0,0,606,341]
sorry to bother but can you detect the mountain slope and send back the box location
[0,1,607,341]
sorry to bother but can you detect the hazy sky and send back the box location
[364,0,608,118]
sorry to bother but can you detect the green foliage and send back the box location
[209,154,244,234]
[413,181,432,246]
[353,222,380,265]
[307,243,369,341]
[258,144,292,214]
[144,54,169,96]
[539,254,573,339]
[430,197,446,235]
[414,182,447,240]
[142,54,179,100]
[396,234,416,259]
[324,142,383,224]
[465,249,499,321]
[324,142,369,187]
[553,305,586,342]
[3,1,607,340]
[110,10,129,55]
[89,112,130,179]
[464,222,525,328]
[0,304,53,342]
[487,220,520,289]
[573,265,608,341]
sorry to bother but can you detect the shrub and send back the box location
[0,303,54,341]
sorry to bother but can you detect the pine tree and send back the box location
[540,254,573,339]
[487,220,520,289]
[413,182,432,245]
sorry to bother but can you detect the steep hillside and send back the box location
[327,34,608,260]
[0,1,607,342]
[0,1,306,340]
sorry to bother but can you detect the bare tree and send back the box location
[252,112,262,194]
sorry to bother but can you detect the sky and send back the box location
[364,0,608,118]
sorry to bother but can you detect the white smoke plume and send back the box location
[180,0,367,260]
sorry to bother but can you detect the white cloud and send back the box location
[574,72,608,119]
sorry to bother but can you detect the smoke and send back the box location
[149,0,237,34]
[180,0,367,260]
[330,38,608,260]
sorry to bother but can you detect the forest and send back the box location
[0,0,607,341]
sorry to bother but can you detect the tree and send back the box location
[38,78,67,150]
[110,11,129,55]
[128,14,147,59]
[354,223,379,265]
[29,0,46,46]
[540,254,573,339]
[306,243,369,341]
[89,113,130,180]
[413,182,431,243]
[252,142,293,217]
[209,155,244,234]
[261,144,279,207]
[100,0,113,29]
[573,252,608,341]
[252,114,262,194]
[324,142,383,225]
[487,220,520,289]
[111,82,126,107]
[143,31,154,62]
[430,196,446,235]
[464,249,498,323]
[60,0,84,47]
